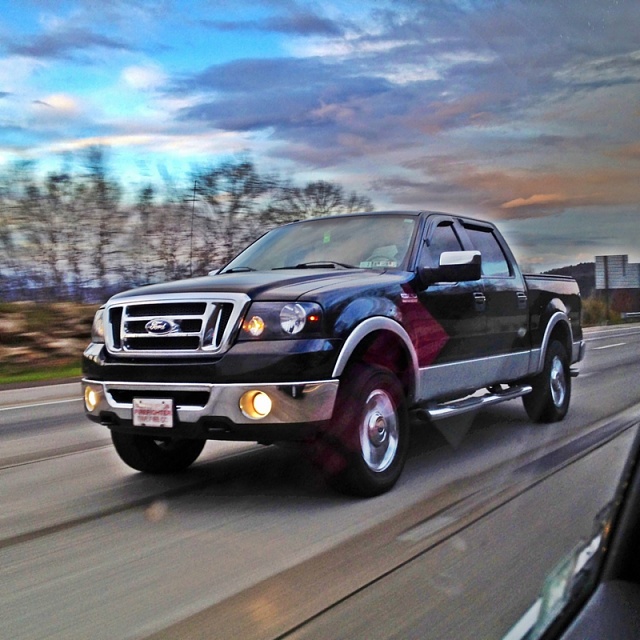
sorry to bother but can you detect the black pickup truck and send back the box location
[83,211,584,496]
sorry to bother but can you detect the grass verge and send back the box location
[0,361,81,386]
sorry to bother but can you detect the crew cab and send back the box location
[82,211,585,496]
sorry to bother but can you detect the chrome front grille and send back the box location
[104,293,250,357]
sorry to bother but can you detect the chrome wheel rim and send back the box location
[550,356,567,407]
[359,389,399,473]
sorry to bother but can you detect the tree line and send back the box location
[0,148,373,303]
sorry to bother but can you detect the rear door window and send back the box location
[464,226,511,277]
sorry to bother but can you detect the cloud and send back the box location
[5,28,133,61]
[554,50,640,89]
[204,10,346,37]
[173,56,395,140]
[461,166,640,218]
[614,142,640,161]
[122,64,166,90]
[173,56,336,94]
[501,194,568,209]
[0,56,47,94]
[33,94,80,113]
[40,129,253,160]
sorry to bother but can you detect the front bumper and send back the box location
[82,377,339,440]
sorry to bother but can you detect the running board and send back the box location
[414,384,533,421]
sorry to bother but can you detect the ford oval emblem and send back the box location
[145,318,179,335]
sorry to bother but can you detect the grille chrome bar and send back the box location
[103,293,250,357]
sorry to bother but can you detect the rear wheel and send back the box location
[111,431,205,473]
[321,364,410,497]
[523,340,571,423]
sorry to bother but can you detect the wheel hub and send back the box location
[359,389,399,473]
[368,412,389,447]
[550,356,566,407]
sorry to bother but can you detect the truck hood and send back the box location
[109,268,401,302]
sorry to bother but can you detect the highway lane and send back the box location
[283,424,638,640]
[0,324,639,639]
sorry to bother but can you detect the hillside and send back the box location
[543,262,596,298]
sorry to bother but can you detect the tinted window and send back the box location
[465,226,511,277]
[422,222,463,268]
[223,215,417,271]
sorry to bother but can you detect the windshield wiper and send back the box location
[274,261,356,270]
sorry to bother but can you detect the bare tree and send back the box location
[191,158,278,270]
[0,162,32,299]
[79,147,124,297]
[275,180,374,220]
[0,152,376,300]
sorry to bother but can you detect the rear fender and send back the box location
[533,310,573,374]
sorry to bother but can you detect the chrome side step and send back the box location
[415,384,533,421]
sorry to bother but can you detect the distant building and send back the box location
[595,255,640,314]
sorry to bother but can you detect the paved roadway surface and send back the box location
[1,324,640,639]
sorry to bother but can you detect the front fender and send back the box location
[331,316,419,388]
[333,296,402,336]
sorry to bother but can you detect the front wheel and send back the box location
[111,431,205,474]
[321,364,410,497]
[523,340,571,423]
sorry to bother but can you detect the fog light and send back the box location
[84,386,101,412]
[239,390,272,420]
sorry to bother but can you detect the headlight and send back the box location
[238,302,323,340]
[91,308,105,343]
[280,303,307,335]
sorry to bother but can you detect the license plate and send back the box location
[133,398,174,428]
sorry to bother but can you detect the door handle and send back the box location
[516,292,528,310]
[473,292,486,311]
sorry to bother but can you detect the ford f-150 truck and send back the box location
[83,211,584,496]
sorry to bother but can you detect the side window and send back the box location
[422,222,463,268]
[465,226,511,277]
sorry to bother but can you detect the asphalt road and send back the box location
[1,324,639,639]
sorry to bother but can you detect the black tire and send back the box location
[111,431,205,474]
[523,340,571,423]
[320,364,410,497]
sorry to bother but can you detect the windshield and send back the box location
[222,215,418,272]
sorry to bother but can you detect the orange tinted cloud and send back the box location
[453,165,640,218]
[614,142,640,161]
[500,193,568,209]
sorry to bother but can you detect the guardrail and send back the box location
[621,312,640,321]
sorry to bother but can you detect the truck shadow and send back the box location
[117,405,532,503]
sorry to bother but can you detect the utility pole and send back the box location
[186,180,197,277]
[603,255,610,324]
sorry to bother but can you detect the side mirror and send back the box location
[419,250,482,286]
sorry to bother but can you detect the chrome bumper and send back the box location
[82,378,339,425]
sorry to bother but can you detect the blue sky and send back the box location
[1,0,639,270]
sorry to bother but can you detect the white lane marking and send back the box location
[0,398,82,413]
[585,328,640,341]
[592,342,626,350]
